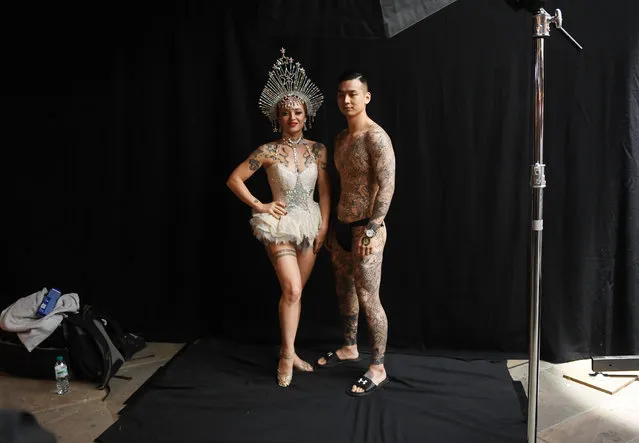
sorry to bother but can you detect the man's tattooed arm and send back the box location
[367,129,396,227]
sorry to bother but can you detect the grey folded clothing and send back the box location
[0,288,80,352]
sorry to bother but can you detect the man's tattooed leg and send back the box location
[332,237,359,346]
[367,311,388,365]
[317,232,359,366]
[341,314,358,346]
[354,225,388,366]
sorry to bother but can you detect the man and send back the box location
[317,71,396,397]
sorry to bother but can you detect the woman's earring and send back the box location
[303,120,307,131]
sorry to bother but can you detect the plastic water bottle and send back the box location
[54,356,70,395]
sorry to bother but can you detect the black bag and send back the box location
[0,304,146,396]
[90,307,146,361]
[62,305,146,393]
[0,327,71,380]
[63,306,124,391]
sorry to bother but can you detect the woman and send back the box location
[226,48,329,387]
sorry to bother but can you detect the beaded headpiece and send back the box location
[258,48,324,132]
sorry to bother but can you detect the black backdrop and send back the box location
[3,0,639,363]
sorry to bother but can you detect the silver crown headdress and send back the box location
[258,48,324,132]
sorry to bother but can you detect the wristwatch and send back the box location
[361,223,378,246]
[365,223,378,239]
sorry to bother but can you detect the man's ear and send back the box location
[365,92,371,104]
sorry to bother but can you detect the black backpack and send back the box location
[62,305,146,395]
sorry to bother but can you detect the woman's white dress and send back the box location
[250,144,321,249]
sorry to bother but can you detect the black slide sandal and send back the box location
[317,351,362,368]
[346,375,389,397]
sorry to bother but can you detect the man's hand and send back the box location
[356,230,374,259]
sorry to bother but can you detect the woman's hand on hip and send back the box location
[257,201,287,219]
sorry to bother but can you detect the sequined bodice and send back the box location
[266,147,318,213]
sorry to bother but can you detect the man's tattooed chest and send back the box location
[335,143,369,176]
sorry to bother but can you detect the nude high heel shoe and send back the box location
[277,353,293,387]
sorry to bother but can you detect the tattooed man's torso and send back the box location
[334,123,394,223]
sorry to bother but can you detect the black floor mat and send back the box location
[97,337,526,443]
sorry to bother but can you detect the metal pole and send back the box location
[527,8,582,443]
[527,9,548,443]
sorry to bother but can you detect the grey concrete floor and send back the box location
[508,359,639,442]
[1,344,638,443]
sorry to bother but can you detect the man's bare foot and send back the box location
[317,346,359,366]
[350,365,387,394]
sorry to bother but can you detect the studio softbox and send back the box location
[257,0,460,39]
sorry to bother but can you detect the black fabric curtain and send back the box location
[3,0,638,363]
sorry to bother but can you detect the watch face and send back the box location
[365,229,375,238]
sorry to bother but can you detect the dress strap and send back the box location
[302,141,316,162]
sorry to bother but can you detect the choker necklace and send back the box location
[285,136,304,146]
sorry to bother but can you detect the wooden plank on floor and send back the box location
[558,359,638,395]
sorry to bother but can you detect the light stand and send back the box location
[524,6,582,443]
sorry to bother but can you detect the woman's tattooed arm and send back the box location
[226,143,278,210]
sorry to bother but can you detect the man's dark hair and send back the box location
[337,71,369,90]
